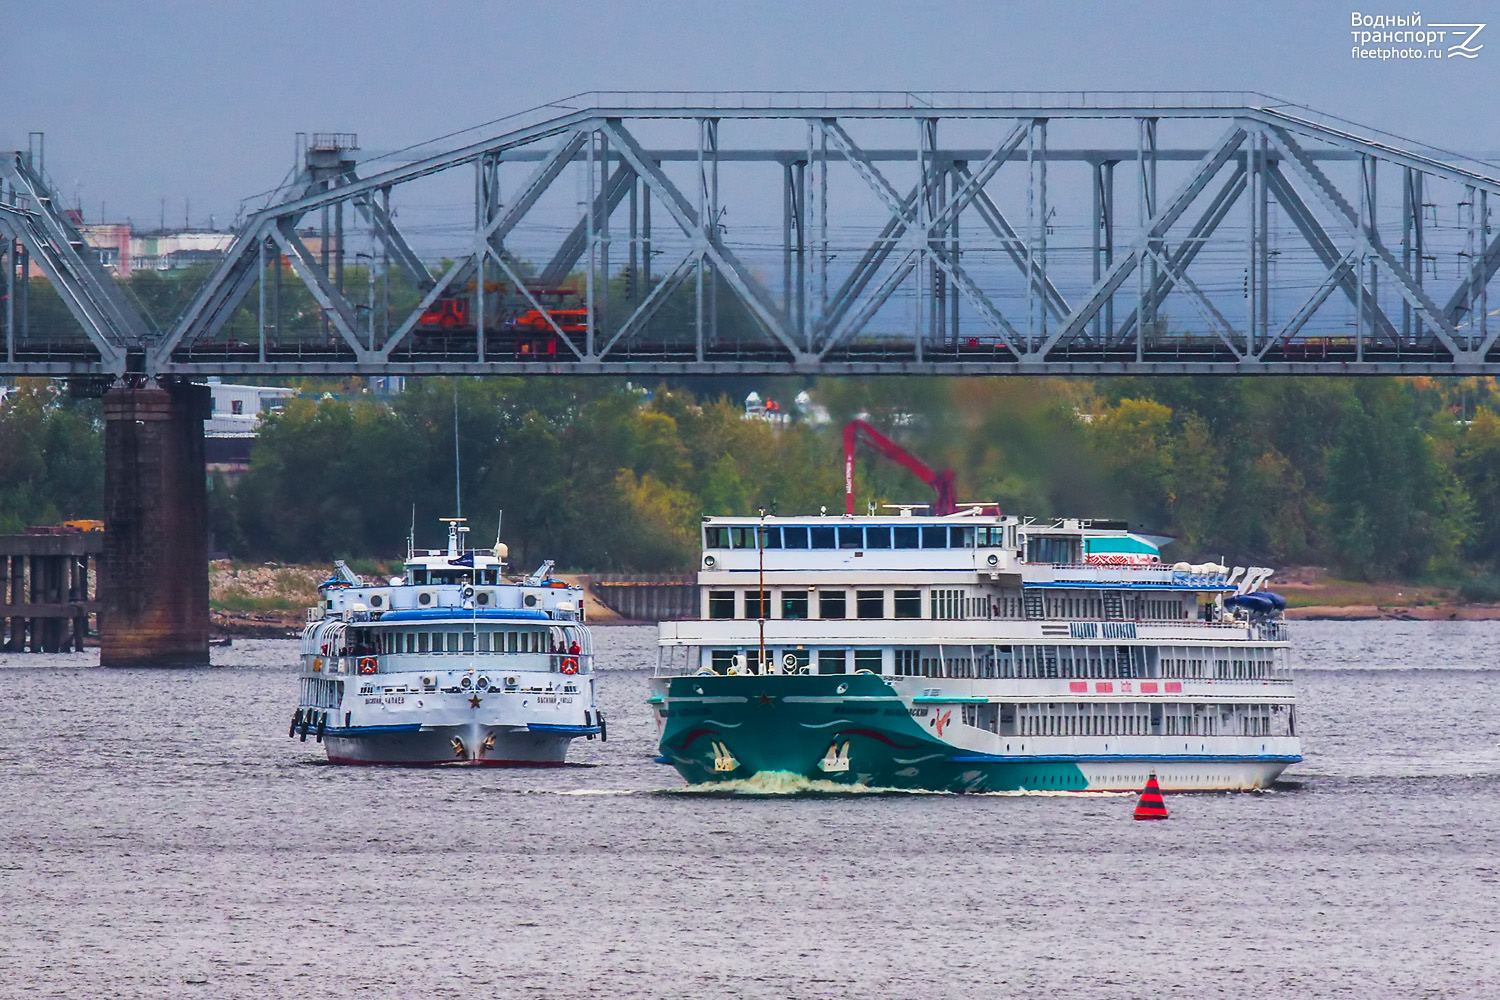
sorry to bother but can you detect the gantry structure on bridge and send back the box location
[3,90,1500,378]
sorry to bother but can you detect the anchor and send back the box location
[450,736,468,760]
[818,741,851,774]
[710,740,739,772]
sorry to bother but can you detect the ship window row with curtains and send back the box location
[991,644,1287,681]
[1002,702,1292,738]
[696,644,1285,683]
[1157,645,1282,679]
[830,643,1285,680]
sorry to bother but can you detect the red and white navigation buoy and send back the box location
[1133,771,1169,820]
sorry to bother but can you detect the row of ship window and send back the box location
[702,525,1121,566]
[407,568,504,585]
[709,589,919,620]
[370,629,556,655]
[708,590,1188,620]
[702,643,1285,679]
[704,524,1014,551]
[1158,646,1282,679]
[958,702,1292,737]
[707,589,1191,621]
[1003,594,1191,621]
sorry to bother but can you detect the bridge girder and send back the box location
[5,92,1500,378]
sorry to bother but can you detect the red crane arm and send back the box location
[843,419,957,516]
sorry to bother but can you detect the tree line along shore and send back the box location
[8,374,1500,621]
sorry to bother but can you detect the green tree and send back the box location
[0,381,103,532]
[1326,382,1469,578]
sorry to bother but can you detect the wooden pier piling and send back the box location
[0,532,103,652]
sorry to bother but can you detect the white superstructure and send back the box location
[291,519,604,765]
[652,509,1298,791]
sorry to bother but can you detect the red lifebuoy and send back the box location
[358,657,378,675]
[560,657,578,675]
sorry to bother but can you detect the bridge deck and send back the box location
[5,92,1500,377]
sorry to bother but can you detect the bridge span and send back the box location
[4,91,1500,380]
[4,91,1500,665]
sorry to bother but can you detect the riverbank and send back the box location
[1286,604,1500,620]
[1274,565,1500,620]
[207,560,1500,637]
[208,561,629,637]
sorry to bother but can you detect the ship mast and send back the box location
[757,506,766,675]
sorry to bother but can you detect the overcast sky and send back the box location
[5,0,1497,228]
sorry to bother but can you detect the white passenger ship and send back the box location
[651,510,1298,791]
[290,519,604,765]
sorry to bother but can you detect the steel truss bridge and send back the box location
[4,91,1500,378]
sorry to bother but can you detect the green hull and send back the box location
[655,672,1088,792]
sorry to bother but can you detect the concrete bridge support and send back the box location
[100,383,211,667]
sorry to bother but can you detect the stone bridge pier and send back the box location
[100,382,211,667]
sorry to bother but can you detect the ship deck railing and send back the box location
[656,618,1277,638]
[651,664,1295,686]
[316,650,594,674]
[1023,562,1230,588]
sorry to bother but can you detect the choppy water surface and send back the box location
[2,621,1499,999]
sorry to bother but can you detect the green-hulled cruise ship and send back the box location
[650,509,1299,792]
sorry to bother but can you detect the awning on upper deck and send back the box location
[1084,534,1160,565]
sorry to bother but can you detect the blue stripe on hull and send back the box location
[321,724,423,737]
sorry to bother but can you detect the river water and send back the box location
[2,620,1498,999]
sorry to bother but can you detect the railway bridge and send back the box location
[1,91,1497,663]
